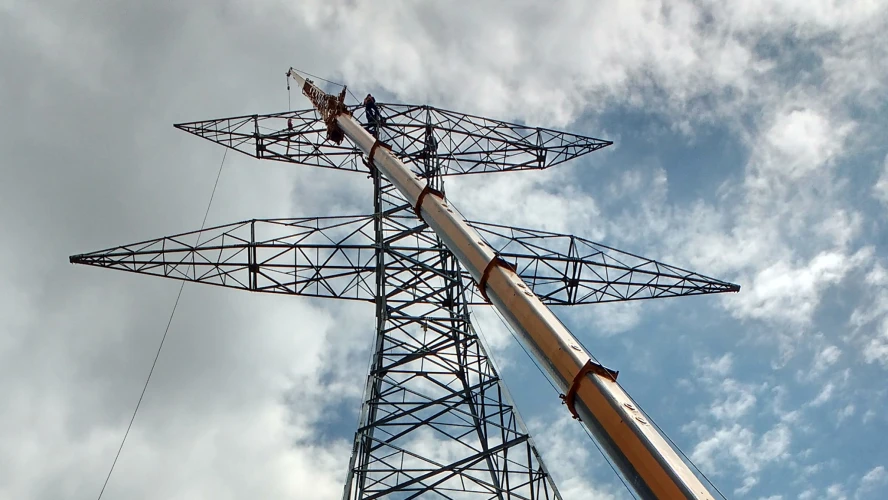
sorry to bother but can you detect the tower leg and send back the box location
[341,160,560,498]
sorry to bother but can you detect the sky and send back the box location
[2,1,888,499]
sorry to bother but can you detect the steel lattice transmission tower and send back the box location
[71,72,739,499]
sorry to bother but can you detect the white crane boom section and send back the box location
[288,69,715,500]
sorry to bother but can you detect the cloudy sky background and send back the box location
[3,1,888,499]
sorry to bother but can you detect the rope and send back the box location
[626,391,728,500]
[568,329,725,499]
[487,306,559,393]
[199,149,227,237]
[578,424,639,500]
[289,66,361,104]
[483,305,638,499]
[96,149,228,500]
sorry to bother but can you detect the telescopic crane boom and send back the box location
[288,69,716,500]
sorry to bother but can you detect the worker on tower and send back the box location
[364,94,378,119]
[364,93,380,136]
[285,116,295,154]
[422,124,439,179]
[423,124,437,153]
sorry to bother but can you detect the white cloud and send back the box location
[600,105,869,339]
[739,105,856,252]
[862,326,888,367]
[802,463,825,478]
[291,0,887,136]
[858,465,887,495]
[827,483,848,500]
[810,382,835,407]
[5,1,888,499]
[699,353,734,378]
[711,379,759,421]
[294,0,885,368]
[0,288,355,499]
[686,355,802,494]
[690,423,791,479]
[806,345,842,379]
[297,0,771,127]
[467,307,518,367]
[529,413,626,500]
[730,250,867,326]
[800,489,817,500]
[448,165,605,236]
[577,300,645,337]
[768,385,802,424]
[849,292,888,330]
[689,355,762,428]
[848,263,888,368]
[709,1,884,33]
[736,476,759,496]
[822,22,888,111]
[756,108,849,180]
[837,404,855,425]
[865,263,888,286]
[873,156,888,207]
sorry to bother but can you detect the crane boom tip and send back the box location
[286,67,307,89]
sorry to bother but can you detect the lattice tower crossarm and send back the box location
[67,217,739,305]
[289,69,717,500]
[172,106,612,176]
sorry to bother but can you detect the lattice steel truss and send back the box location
[341,178,558,498]
[70,219,737,306]
[173,104,612,177]
[71,99,738,499]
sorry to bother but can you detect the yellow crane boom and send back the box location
[288,68,715,500]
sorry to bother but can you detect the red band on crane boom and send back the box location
[366,139,392,173]
[414,184,444,220]
[477,257,517,303]
[562,359,620,421]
